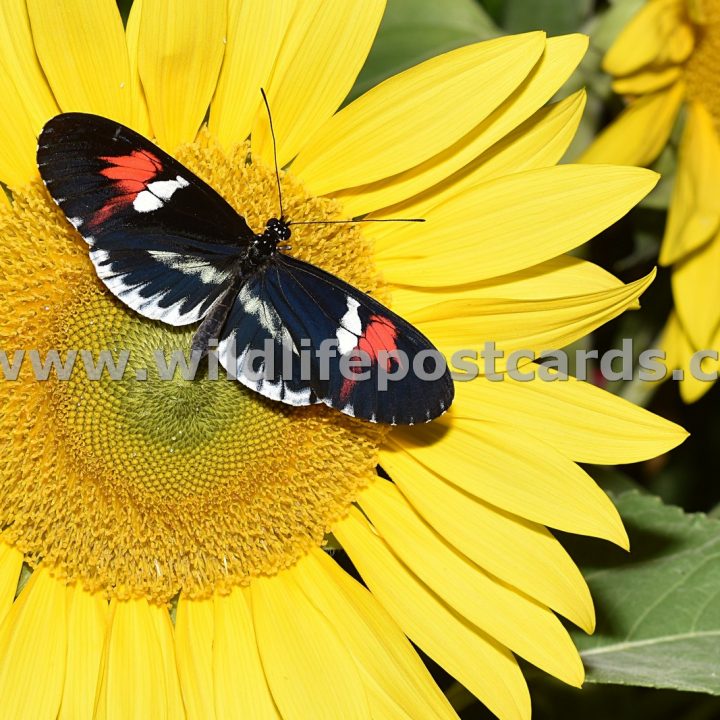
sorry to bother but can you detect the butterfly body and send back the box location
[37,112,454,424]
[190,217,290,358]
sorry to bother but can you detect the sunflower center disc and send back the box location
[686,0,720,131]
[0,135,388,602]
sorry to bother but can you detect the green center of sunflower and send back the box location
[0,133,388,602]
[686,0,720,132]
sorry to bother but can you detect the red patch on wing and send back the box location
[340,315,399,402]
[358,315,398,366]
[99,150,162,183]
[92,150,163,226]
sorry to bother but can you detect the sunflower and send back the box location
[581,0,720,401]
[0,1,686,718]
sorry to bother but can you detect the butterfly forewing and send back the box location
[37,112,253,325]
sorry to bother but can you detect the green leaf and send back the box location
[499,0,593,35]
[348,0,499,102]
[569,492,720,694]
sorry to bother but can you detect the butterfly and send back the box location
[36,112,454,424]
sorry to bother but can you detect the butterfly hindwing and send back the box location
[217,254,453,424]
[37,112,253,325]
[217,272,320,406]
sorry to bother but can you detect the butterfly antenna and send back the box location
[260,88,422,228]
[260,88,284,220]
[288,218,425,226]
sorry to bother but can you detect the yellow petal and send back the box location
[96,598,174,720]
[409,271,654,362]
[334,508,532,720]
[252,0,386,167]
[0,0,58,133]
[373,166,658,285]
[125,0,152,137]
[0,567,67,719]
[293,33,546,196]
[611,65,683,95]
[368,90,587,237]
[672,230,720,349]
[295,549,458,720]
[661,312,718,403]
[213,587,279,720]
[451,363,687,464]
[252,572,372,720]
[379,448,595,632]
[358,479,585,684]
[389,255,628,318]
[420,90,588,216]
[388,419,628,546]
[27,0,132,123]
[0,63,41,187]
[580,82,684,166]
[661,101,720,265]
[137,0,226,150]
[209,0,294,149]
[662,311,686,371]
[0,542,22,626]
[337,34,588,217]
[176,596,216,720]
[604,0,694,76]
[93,604,110,719]
[58,585,108,720]
[148,604,184,720]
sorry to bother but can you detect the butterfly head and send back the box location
[249,217,292,263]
[265,217,291,243]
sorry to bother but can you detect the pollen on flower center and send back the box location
[0,134,388,602]
[688,0,720,24]
[685,0,720,132]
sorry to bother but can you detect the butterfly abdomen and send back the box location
[190,271,246,359]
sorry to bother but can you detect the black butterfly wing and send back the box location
[37,113,453,423]
[216,271,321,406]
[37,112,254,325]
[218,255,454,424]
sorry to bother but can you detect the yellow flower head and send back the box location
[582,0,720,402]
[0,1,686,719]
